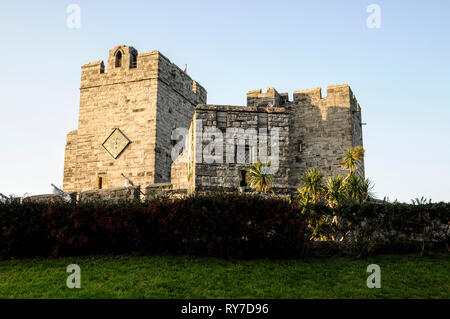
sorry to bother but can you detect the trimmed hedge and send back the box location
[1,195,448,259]
[0,194,305,259]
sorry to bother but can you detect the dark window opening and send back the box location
[115,51,122,68]
[296,141,303,153]
[239,170,247,187]
[130,51,137,68]
[98,177,103,190]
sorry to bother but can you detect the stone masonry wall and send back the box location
[171,83,363,193]
[63,130,78,190]
[288,84,364,186]
[154,54,206,183]
[190,105,291,193]
[63,45,159,193]
[171,117,196,191]
[63,45,206,193]
[78,186,141,203]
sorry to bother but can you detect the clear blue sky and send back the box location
[0,0,449,202]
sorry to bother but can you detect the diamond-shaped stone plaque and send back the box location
[102,128,131,159]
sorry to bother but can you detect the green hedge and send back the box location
[0,194,305,259]
[0,195,448,259]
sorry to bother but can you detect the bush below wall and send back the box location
[0,194,305,259]
[0,195,448,259]
[303,201,449,257]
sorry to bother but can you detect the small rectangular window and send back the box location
[296,141,303,153]
[98,177,103,190]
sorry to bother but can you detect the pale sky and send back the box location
[0,0,449,202]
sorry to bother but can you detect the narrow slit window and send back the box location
[98,177,103,189]
[296,141,303,153]
[115,51,122,68]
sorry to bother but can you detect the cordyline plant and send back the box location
[342,145,365,173]
[341,146,373,203]
[297,147,372,207]
[246,161,273,193]
[297,147,374,241]
[326,175,345,208]
[297,168,326,205]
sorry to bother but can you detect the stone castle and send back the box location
[63,45,364,197]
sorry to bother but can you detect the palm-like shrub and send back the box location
[247,161,272,193]
[326,175,345,207]
[297,168,326,204]
[342,146,365,173]
[342,173,373,203]
[297,147,372,208]
[411,197,432,205]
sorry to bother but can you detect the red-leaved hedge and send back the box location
[0,194,306,258]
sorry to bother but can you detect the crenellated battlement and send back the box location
[247,87,289,107]
[80,46,158,89]
[106,45,138,71]
[293,84,353,104]
[246,84,359,109]
[79,45,206,104]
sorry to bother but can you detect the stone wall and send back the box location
[288,84,364,186]
[171,149,191,190]
[188,104,291,193]
[63,130,78,190]
[173,84,364,193]
[154,54,206,183]
[145,183,188,199]
[247,87,288,107]
[78,186,141,203]
[171,117,196,191]
[23,194,73,203]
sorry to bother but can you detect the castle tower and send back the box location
[63,45,207,193]
[289,84,364,186]
[244,84,364,187]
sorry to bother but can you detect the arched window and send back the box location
[115,51,122,68]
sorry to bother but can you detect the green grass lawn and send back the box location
[0,253,448,298]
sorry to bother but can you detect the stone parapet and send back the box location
[78,186,141,203]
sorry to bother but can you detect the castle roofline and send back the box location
[195,104,287,113]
